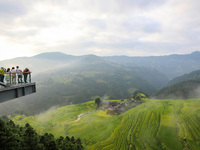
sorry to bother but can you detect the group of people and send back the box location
[0,66,31,85]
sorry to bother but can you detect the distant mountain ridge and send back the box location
[1,51,200,115]
[104,51,200,79]
[33,52,76,60]
[1,51,200,79]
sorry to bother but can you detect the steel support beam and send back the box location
[0,83,36,103]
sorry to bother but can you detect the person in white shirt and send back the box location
[11,67,16,84]
[16,66,23,83]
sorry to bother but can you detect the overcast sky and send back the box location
[0,0,200,61]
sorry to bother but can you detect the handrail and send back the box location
[0,72,32,88]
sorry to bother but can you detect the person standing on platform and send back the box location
[5,68,11,85]
[0,67,5,82]
[16,66,23,83]
[11,67,16,84]
[23,68,30,83]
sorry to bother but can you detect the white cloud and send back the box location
[0,0,200,60]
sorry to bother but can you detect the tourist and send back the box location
[5,68,11,85]
[23,68,31,83]
[0,67,5,82]
[11,67,16,84]
[16,66,23,83]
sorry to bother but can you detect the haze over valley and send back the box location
[1,51,200,115]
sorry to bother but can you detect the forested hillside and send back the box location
[153,70,200,99]
[153,80,200,99]
[167,70,200,86]
[0,117,83,150]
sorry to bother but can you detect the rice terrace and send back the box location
[11,98,200,150]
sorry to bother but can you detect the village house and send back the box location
[102,101,125,115]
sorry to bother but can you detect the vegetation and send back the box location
[154,79,200,99]
[167,69,200,86]
[95,97,102,109]
[153,69,200,99]
[10,98,200,149]
[0,117,83,150]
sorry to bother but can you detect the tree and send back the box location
[71,136,76,144]
[0,118,84,150]
[95,97,101,109]
[0,119,22,149]
[22,123,41,150]
[56,136,64,148]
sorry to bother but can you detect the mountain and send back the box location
[0,53,168,115]
[33,52,75,60]
[167,70,200,86]
[1,51,200,115]
[104,51,200,79]
[0,52,78,76]
[153,80,200,99]
[2,51,200,79]
[153,70,200,99]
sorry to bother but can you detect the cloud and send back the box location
[0,0,200,60]
[0,0,27,15]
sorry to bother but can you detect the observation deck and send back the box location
[0,72,36,103]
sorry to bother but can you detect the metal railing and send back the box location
[0,72,32,87]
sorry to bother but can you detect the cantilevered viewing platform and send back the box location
[0,70,36,103]
[0,83,36,103]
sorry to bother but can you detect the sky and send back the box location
[0,0,200,61]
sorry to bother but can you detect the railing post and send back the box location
[9,73,11,85]
[29,73,31,83]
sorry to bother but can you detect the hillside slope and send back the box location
[153,80,200,99]
[12,98,200,149]
[167,70,200,86]
[153,70,200,99]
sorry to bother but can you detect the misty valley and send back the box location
[1,51,200,149]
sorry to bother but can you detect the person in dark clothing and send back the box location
[23,68,30,83]
[5,68,11,85]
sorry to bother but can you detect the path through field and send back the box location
[66,112,90,124]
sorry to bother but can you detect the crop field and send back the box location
[12,98,200,149]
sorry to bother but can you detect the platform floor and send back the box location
[0,83,36,103]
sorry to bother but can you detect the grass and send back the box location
[11,98,200,149]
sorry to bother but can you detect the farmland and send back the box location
[12,98,200,149]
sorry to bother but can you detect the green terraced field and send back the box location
[11,99,200,150]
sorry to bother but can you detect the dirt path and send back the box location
[66,112,90,124]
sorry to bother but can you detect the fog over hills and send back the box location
[105,51,200,79]
[0,51,200,115]
[1,51,200,78]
